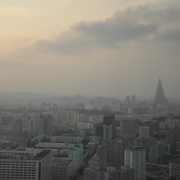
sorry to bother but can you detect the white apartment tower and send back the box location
[124,145,146,180]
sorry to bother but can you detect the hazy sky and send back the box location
[0,0,180,99]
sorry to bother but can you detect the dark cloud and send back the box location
[29,4,180,54]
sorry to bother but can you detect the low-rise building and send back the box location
[0,149,53,180]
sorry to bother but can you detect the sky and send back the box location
[0,0,180,99]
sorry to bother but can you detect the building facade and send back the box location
[124,145,146,180]
[0,149,53,180]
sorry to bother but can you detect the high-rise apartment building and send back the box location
[96,145,107,170]
[37,115,53,137]
[101,139,124,169]
[11,119,22,136]
[120,119,138,136]
[139,126,150,138]
[149,143,164,163]
[28,119,37,136]
[103,115,116,139]
[95,123,103,137]
[107,140,124,169]
[124,145,146,180]
[166,128,176,154]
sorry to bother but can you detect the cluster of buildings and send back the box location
[84,112,180,180]
[0,79,180,179]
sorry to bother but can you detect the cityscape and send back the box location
[1,0,180,180]
[0,79,180,179]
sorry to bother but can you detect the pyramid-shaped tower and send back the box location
[154,79,167,104]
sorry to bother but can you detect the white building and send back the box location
[0,149,53,180]
[124,145,146,180]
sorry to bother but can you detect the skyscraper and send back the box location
[154,79,167,105]
[166,128,176,154]
[103,115,116,139]
[37,115,53,137]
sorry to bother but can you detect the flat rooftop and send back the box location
[53,158,73,166]
[35,143,76,149]
[126,144,144,150]
[34,150,51,160]
[0,150,51,161]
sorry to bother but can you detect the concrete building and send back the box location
[139,126,150,138]
[37,115,53,137]
[120,166,135,180]
[169,160,180,180]
[97,145,107,170]
[134,136,155,161]
[149,143,164,163]
[107,140,124,169]
[146,163,169,180]
[84,168,102,180]
[68,143,83,172]
[103,125,113,140]
[166,128,176,153]
[28,119,37,136]
[84,165,134,180]
[52,158,74,180]
[103,115,116,140]
[124,145,146,180]
[11,119,22,136]
[120,119,138,136]
[0,149,53,180]
[95,123,103,138]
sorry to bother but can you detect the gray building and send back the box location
[53,158,74,180]
[97,145,107,170]
[37,115,53,137]
[103,115,116,140]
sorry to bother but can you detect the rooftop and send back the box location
[53,158,73,166]
[35,143,76,149]
[34,150,51,160]
[0,150,51,161]
[126,144,144,150]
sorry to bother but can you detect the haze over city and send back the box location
[0,0,180,99]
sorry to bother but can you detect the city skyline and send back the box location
[0,0,180,98]
[0,78,174,100]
